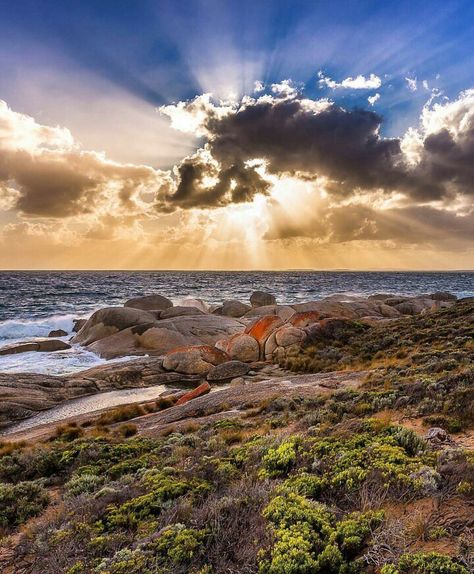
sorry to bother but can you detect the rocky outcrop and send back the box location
[76,313,244,359]
[250,290,276,307]
[124,294,173,311]
[0,339,71,355]
[162,345,230,375]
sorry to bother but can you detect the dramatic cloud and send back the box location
[0,100,169,218]
[160,86,474,208]
[318,71,382,90]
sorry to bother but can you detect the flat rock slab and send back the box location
[137,370,365,436]
[207,360,251,381]
[0,339,71,355]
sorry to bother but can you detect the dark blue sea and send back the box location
[0,271,472,374]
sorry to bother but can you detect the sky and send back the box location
[0,0,473,270]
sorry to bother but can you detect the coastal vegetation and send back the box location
[0,299,473,573]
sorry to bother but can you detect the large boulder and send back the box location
[219,300,252,318]
[245,315,284,346]
[207,360,250,382]
[264,326,305,359]
[72,307,157,345]
[124,294,173,311]
[431,291,457,302]
[250,291,276,308]
[0,339,71,355]
[163,345,229,375]
[216,333,260,362]
[85,314,244,359]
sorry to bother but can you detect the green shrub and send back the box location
[260,439,299,478]
[0,480,49,529]
[381,552,468,574]
[65,472,104,497]
[150,523,207,564]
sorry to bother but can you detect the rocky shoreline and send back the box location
[0,290,461,431]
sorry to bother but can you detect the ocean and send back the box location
[0,270,473,375]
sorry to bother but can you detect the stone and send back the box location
[159,306,205,319]
[72,319,87,333]
[216,333,260,363]
[207,360,250,382]
[220,300,251,318]
[37,339,71,352]
[48,329,68,338]
[162,345,229,375]
[124,294,173,311]
[250,290,276,308]
[0,339,71,355]
[175,382,211,406]
[275,326,305,347]
[245,315,284,346]
[83,314,244,359]
[289,311,323,328]
[72,307,157,345]
[243,305,295,322]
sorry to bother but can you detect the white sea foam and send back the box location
[0,314,79,341]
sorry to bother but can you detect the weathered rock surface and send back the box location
[124,294,173,311]
[218,299,252,317]
[215,333,260,362]
[0,339,71,355]
[79,314,244,359]
[72,307,157,345]
[243,304,295,321]
[207,360,250,382]
[0,357,201,429]
[175,382,211,405]
[250,290,276,307]
[48,329,68,338]
[162,345,230,375]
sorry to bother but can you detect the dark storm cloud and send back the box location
[162,90,474,209]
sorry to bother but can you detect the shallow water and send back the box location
[1,385,168,436]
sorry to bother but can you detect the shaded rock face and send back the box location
[72,319,87,333]
[207,360,250,382]
[72,307,157,346]
[250,290,276,308]
[124,294,173,311]
[48,329,68,338]
[219,299,251,318]
[216,333,260,362]
[162,345,229,375]
[0,339,71,355]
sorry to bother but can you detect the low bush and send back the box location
[0,480,49,529]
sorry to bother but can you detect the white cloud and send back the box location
[405,77,417,92]
[368,93,381,106]
[423,80,429,90]
[318,71,381,90]
[254,80,265,93]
